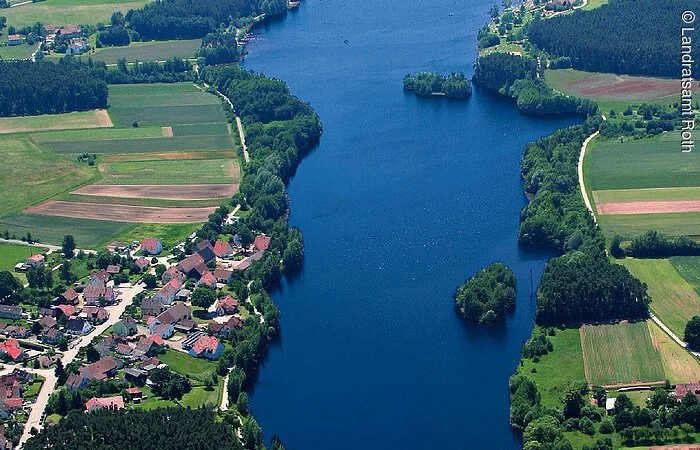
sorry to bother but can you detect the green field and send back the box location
[671,256,700,296]
[178,384,222,408]
[0,137,97,215]
[597,212,700,239]
[100,158,237,185]
[593,187,700,204]
[517,327,586,408]
[579,321,666,387]
[159,349,216,383]
[585,132,700,191]
[0,213,132,249]
[43,134,234,155]
[2,0,148,28]
[0,242,47,273]
[648,320,700,384]
[0,110,110,135]
[620,258,700,337]
[86,39,201,65]
[110,223,200,250]
[0,42,37,60]
[31,126,162,142]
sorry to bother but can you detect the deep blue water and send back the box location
[242,1,578,448]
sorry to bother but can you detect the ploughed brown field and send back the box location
[563,75,678,100]
[597,200,700,215]
[72,184,239,200]
[25,201,217,223]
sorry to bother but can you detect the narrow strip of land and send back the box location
[597,200,700,215]
[73,184,239,200]
[578,130,599,224]
[25,201,217,223]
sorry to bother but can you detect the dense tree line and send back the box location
[198,29,239,66]
[618,230,700,258]
[453,262,516,324]
[402,72,472,98]
[0,60,107,116]
[473,52,537,95]
[685,316,700,350]
[125,0,287,40]
[476,24,500,49]
[97,25,131,46]
[528,0,699,77]
[25,408,242,450]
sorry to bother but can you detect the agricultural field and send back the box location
[545,68,679,112]
[86,39,201,65]
[0,213,132,249]
[647,320,700,384]
[619,258,700,338]
[517,327,586,408]
[0,82,238,248]
[0,42,38,60]
[1,0,148,29]
[670,256,700,296]
[579,321,666,387]
[597,212,700,239]
[593,187,700,204]
[109,223,200,250]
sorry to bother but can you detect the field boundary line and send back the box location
[579,325,593,386]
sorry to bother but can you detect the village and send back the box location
[0,229,273,447]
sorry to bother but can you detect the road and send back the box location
[17,282,144,446]
[219,367,233,411]
[577,115,605,225]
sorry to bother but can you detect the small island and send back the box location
[453,262,516,324]
[402,72,472,98]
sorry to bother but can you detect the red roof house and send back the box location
[85,395,124,412]
[253,235,272,252]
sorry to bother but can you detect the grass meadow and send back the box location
[647,320,700,384]
[0,110,109,134]
[86,39,201,65]
[597,212,700,239]
[2,0,148,29]
[592,187,700,204]
[670,256,700,296]
[579,321,666,387]
[619,258,700,337]
[99,158,237,185]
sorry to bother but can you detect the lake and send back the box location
[243,1,578,448]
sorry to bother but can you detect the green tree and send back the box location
[236,391,248,415]
[563,383,585,418]
[59,260,73,284]
[142,274,157,289]
[0,271,22,303]
[227,367,245,404]
[684,316,700,350]
[54,360,67,386]
[191,287,216,308]
[62,235,76,259]
[241,416,263,450]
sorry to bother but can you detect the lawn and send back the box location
[159,349,217,383]
[110,223,200,250]
[0,110,110,134]
[597,212,700,239]
[0,242,47,272]
[517,327,586,408]
[647,320,700,384]
[178,384,221,409]
[0,42,37,60]
[619,258,700,337]
[0,137,97,215]
[2,0,148,28]
[0,213,132,249]
[671,256,700,296]
[109,104,228,128]
[87,39,201,65]
[579,321,666,387]
[99,159,238,185]
[585,132,700,190]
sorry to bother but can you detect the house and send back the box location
[214,268,233,284]
[60,288,79,305]
[65,318,93,336]
[113,317,137,336]
[85,395,124,413]
[197,246,216,264]
[94,336,116,358]
[177,253,205,278]
[134,258,150,272]
[65,373,88,392]
[138,356,161,373]
[106,265,121,275]
[605,397,617,415]
[188,335,223,360]
[83,356,118,381]
[213,240,233,258]
[150,322,174,340]
[6,34,21,46]
[141,297,166,317]
[153,278,182,305]
[54,304,75,318]
[80,306,108,324]
[141,238,162,255]
[162,266,185,284]
[58,25,81,37]
[65,38,88,55]
[6,327,30,339]
[26,254,45,269]
[673,382,700,402]
[208,315,242,336]
[197,240,213,252]
[0,306,22,321]
[180,331,204,350]
[125,387,142,402]
[83,284,115,306]
[175,288,191,301]
[124,369,147,385]
[156,303,192,327]
[254,235,272,252]
[174,318,197,333]
[89,270,110,285]
[38,316,57,330]
[135,335,164,357]
[42,328,64,346]
[197,272,217,289]
[106,241,129,253]
[232,257,252,271]
[38,307,55,317]
[0,340,24,362]
[215,295,238,316]
[115,343,133,357]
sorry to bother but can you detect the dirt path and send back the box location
[578,116,606,224]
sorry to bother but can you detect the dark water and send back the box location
[242,1,577,448]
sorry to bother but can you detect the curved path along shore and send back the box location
[578,131,599,224]
[198,82,250,164]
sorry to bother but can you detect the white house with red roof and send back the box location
[140,238,162,255]
[0,340,24,362]
[187,335,223,360]
[85,395,124,413]
[26,254,45,269]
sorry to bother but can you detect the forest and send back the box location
[125,0,287,40]
[25,408,241,450]
[0,61,107,116]
[198,30,239,65]
[617,230,700,258]
[402,72,472,98]
[528,0,698,77]
[453,263,516,324]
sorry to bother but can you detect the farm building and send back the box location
[7,35,21,46]
[141,238,162,255]
[85,396,124,413]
